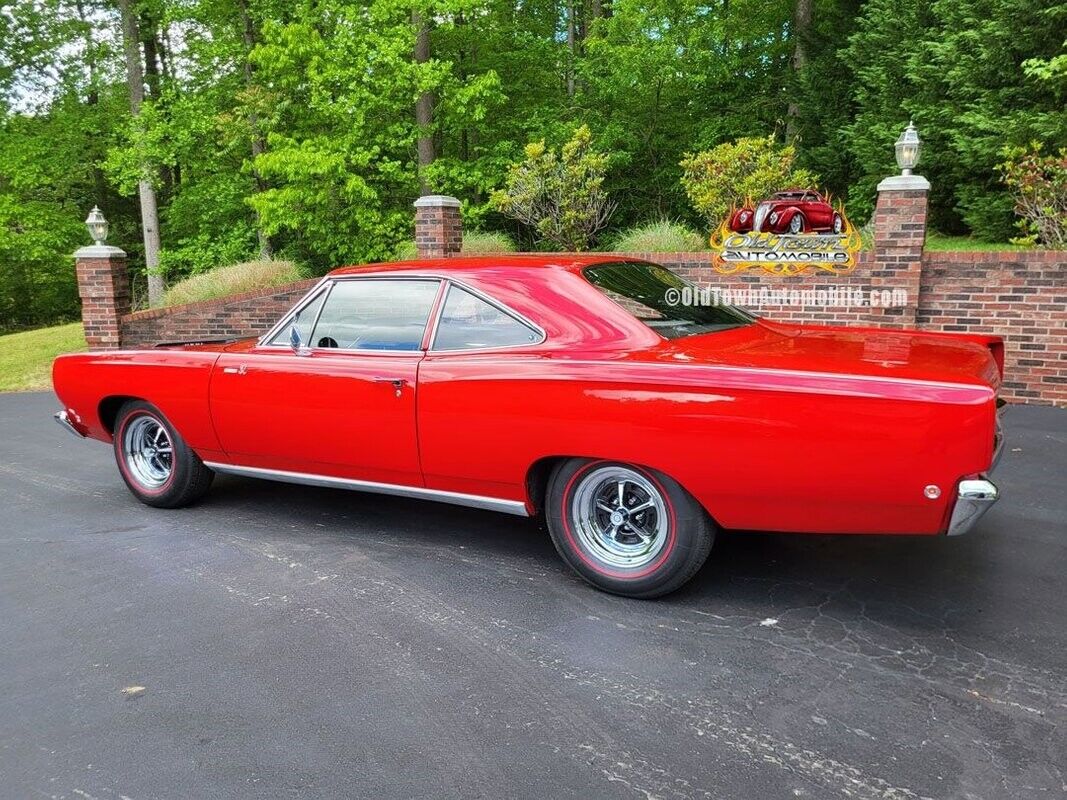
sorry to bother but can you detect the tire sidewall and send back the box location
[546,459,711,597]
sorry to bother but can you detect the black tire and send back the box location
[545,459,715,598]
[112,400,214,508]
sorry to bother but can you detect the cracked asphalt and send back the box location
[1,391,1065,800]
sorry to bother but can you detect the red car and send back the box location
[52,256,1003,598]
[730,190,844,235]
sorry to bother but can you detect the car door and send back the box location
[804,192,831,229]
[210,277,443,488]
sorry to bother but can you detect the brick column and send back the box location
[869,174,930,327]
[74,244,130,349]
[414,195,462,258]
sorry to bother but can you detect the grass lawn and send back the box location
[923,233,1032,252]
[0,322,86,393]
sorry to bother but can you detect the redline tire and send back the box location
[113,400,214,508]
[545,459,715,598]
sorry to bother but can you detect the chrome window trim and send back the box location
[427,279,547,354]
[204,461,529,517]
[257,275,444,356]
[257,278,331,347]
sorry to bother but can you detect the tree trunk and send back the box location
[566,0,576,98]
[785,0,812,142]
[117,0,164,306]
[413,10,435,195]
[237,0,273,259]
[75,0,107,205]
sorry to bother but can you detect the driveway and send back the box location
[1,391,1064,800]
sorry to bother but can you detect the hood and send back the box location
[659,320,1001,390]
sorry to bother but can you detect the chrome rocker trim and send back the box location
[203,462,530,517]
[54,410,86,438]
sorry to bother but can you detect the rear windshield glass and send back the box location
[583,261,754,339]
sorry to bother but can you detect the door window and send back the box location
[309,279,440,351]
[432,284,541,350]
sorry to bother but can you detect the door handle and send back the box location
[222,364,247,375]
[373,377,406,396]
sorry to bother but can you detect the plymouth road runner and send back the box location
[53,256,1003,597]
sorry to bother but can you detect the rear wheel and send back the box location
[113,400,213,508]
[545,459,715,598]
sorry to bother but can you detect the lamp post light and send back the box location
[894,121,922,176]
[85,206,109,246]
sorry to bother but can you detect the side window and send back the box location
[309,279,440,351]
[432,285,541,351]
[268,289,326,347]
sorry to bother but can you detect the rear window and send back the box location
[583,261,754,339]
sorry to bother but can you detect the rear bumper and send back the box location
[946,418,1003,537]
[54,410,86,439]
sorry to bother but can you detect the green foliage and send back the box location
[680,137,819,229]
[161,260,306,307]
[610,220,706,252]
[461,230,516,254]
[998,143,1067,248]
[492,125,615,251]
[1,0,1065,328]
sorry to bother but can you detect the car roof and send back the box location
[327,253,632,278]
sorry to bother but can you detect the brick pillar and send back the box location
[74,244,130,349]
[414,195,462,258]
[869,174,930,327]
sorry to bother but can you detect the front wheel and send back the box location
[113,400,214,508]
[545,459,715,598]
[788,213,805,234]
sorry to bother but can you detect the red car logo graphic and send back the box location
[729,190,845,235]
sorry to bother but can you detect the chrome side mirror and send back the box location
[289,314,311,356]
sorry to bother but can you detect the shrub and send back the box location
[999,144,1067,248]
[461,230,517,254]
[491,125,615,251]
[161,260,306,307]
[680,136,819,229]
[611,220,706,252]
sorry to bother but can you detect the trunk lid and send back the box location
[661,320,1001,390]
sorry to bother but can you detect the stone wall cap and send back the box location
[413,194,462,209]
[877,174,931,192]
[75,244,127,258]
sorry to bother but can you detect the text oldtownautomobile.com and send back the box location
[664,285,909,310]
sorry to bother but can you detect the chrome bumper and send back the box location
[946,416,1003,536]
[54,410,86,439]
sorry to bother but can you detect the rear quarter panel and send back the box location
[417,355,996,535]
[52,350,222,451]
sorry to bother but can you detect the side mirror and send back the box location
[288,314,311,356]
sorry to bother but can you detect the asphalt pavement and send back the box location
[1,391,1065,800]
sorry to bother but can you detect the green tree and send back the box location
[492,125,615,251]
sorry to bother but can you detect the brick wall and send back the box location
[917,251,1066,404]
[120,278,318,348]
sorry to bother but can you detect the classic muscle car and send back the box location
[52,256,1004,598]
[730,190,845,235]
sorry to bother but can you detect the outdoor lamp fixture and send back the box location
[894,121,922,176]
[85,206,109,245]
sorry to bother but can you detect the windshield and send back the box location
[583,261,755,339]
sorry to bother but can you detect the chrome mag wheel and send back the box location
[570,465,669,570]
[123,415,174,489]
[789,214,804,234]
